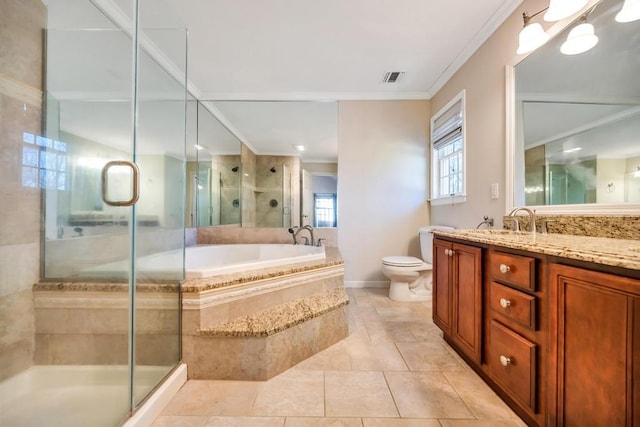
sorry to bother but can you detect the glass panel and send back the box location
[131,10,186,405]
[40,28,134,427]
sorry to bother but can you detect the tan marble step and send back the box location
[197,288,349,337]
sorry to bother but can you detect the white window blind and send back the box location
[430,93,466,204]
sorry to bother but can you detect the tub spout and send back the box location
[291,225,314,245]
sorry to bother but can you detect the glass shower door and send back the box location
[38,1,187,422]
[43,28,137,427]
[131,20,187,405]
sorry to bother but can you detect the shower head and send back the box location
[232,166,239,172]
[270,167,276,173]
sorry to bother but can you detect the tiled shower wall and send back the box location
[0,0,47,380]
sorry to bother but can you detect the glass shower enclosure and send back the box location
[0,1,186,426]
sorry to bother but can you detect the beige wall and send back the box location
[430,0,548,229]
[337,100,430,286]
[0,0,47,380]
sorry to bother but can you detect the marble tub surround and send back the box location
[502,214,639,240]
[199,288,349,337]
[433,229,640,271]
[182,246,343,293]
[32,283,180,365]
[197,226,338,248]
[182,254,349,380]
[185,304,349,380]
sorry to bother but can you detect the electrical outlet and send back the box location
[491,183,499,199]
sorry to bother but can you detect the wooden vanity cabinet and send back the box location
[433,238,483,364]
[485,249,547,424]
[549,263,640,427]
[433,235,640,426]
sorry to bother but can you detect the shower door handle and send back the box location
[101,160,140,206]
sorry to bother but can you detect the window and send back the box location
[314,193,337,227]
[430,90,466,205]
[22,132,67,190]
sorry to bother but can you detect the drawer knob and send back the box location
[444,249,455,256]
[499,264,511,273]
[500,355,512,367]
[499,298,511,308]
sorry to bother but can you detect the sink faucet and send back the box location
[288,225,315,245]
[507,207,536,235]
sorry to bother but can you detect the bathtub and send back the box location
[82,244,325,279]
[185,244,326,279]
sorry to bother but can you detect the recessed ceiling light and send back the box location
[195,144,205,150]
[563,147,582,153]
[294,145,305,151]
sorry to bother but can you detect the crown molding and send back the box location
[427,0,524,98]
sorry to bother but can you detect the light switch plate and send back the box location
[491,183,499,199]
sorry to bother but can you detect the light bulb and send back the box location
[517,22,551,54]
[560,22,599,55]
[544,0,589,21]
[615,0,640,22]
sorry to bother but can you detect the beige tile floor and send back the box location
[152,288,526,427]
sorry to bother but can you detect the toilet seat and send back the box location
[382,256,424,267]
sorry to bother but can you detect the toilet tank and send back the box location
[419,225,455,264]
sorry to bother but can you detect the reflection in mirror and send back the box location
[194,101,338,228]
[186,101,242,227]
[513,0,640,208]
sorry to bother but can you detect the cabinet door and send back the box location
[433,239,452,332]
[550,264,639,426]
[451,243,483,363]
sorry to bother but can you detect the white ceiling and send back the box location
[44,0,522,161]
[160,0,521,101]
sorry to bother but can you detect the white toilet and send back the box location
[382,225,454,302]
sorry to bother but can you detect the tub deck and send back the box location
[182,247,348,380]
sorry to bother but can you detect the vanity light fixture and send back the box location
[516,0,594,55]
[615,0,640,22]
[544,0,589,21]
[634,166,640,178]
[560,16,599,55]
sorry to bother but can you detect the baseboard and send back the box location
[124,363,187,427]
[344,281,389,288]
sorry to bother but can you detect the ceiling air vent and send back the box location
[382,71,405,83]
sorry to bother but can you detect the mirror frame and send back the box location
[505,0,640,215]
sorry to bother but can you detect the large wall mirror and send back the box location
[510,0,640,212]
[187,100,338,228]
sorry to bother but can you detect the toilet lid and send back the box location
[382,256,424,267]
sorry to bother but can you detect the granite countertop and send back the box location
[181,246,344,293]
[433,229,640,271]
[198,288,349,337]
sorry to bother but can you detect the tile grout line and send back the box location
[440,370,481,421]
[381,370,403,419]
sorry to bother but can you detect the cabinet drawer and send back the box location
[490,282,537,330]
[487,320,537,411]
[490,252,536,291]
